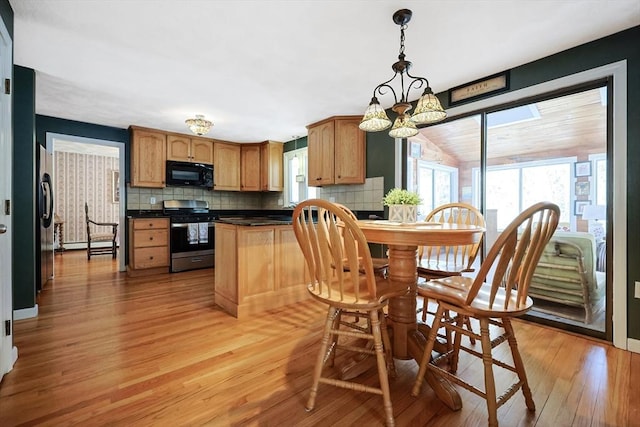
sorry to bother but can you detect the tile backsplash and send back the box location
[126,176,385,212]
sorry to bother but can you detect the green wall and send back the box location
[36,115,129,179]
[12,65,35,310]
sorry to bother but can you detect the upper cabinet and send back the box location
[307,116,365,186]
[129,126,283,192]
[241,144,262,191]
[261,141,284,191]
[130,127,167,188]
[214,142,241,191]
[167,135,214,164]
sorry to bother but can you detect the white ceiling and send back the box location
[9,0,640,143]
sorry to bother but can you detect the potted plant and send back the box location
[382,188,421,223]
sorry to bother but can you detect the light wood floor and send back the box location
[1,250,638,426]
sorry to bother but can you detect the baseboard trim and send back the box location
[14,304,38,320]
[627,338,640,354]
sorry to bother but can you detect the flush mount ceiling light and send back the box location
[185,115,213,136]
[359,9,446,138]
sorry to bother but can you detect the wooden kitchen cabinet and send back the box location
[128,218,170,276]
[213,142,241,191]
[240,144,262,191]
[214,223,308,319]
[306,116,365,186]
[167,134,213,164]
[130,127,167,188]
[261,140,284,191]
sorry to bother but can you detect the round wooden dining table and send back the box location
[356,219,485,410]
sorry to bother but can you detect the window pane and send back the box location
[522,164,570,224]
[486,169,520,229]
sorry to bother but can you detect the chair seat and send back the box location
[91,233,116,242]
[417,259,469,277]
[418,276,534,317]
[308,277,407,310]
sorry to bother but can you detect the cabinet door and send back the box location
[214,142,241,191]
[307,121,335,186]
[167,135,192,162]
[240,144,261,191]
[261,141,283,191]
[131,129,166,188]
[334,118,366,184]
[191,139,214,164]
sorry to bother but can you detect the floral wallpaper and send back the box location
[54,151,120,244]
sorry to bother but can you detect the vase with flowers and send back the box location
[382,188,421,223]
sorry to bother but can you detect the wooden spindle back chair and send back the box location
[411,202,560,427]
[292,199,408,427]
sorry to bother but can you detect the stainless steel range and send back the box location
[163,200,217,273]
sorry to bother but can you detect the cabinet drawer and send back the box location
[133,246,169,269]
[133,218,169,230]
[133,229,168,248]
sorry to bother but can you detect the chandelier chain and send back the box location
[399,24,407,56]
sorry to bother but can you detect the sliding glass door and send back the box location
[407,83,610,338]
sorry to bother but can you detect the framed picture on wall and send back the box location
[575,181,590,196]
[575,200,591,216]
[574,161,592,177]
[112,170,120,203]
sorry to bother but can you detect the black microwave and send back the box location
[166,161,213,188]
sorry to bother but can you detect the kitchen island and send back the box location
[214,218,309,319]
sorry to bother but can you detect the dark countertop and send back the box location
[216,217,292,226]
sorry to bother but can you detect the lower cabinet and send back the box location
[128,218,170,275]
[214,223,308,318]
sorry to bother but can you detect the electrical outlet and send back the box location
[277,198,283,206]
[150,196,156,205]
[635,281,640,299]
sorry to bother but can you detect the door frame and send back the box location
[0,13,15,380]
[397,61,628,349]
[46,133,127,272]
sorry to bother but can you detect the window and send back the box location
[478,158,572,229]
[283,147,316,207]
[407,159,458,220]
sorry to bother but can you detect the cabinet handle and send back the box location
[150,256,154,260]
[149,237,154,241]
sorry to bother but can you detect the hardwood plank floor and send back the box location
[0,250,637,426]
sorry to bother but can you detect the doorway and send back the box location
[46,133,126,272]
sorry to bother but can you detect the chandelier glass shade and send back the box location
[185,115,213,136]
[359,9,446,138]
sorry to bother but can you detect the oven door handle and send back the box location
[171,222,216,228]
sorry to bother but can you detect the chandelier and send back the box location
[359,9,446,138]
[185,115,213,136]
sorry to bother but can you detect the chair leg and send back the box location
[502,318,535,411]
[328,309,342,367]
[412,304,445,396]
[369,308,395,427]
[379,309,395,378]
[479,318,499,427]
[421,296,428,322]
[306,306,338,412]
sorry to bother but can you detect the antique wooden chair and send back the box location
[85,202,118,260]
[292,199,408,427]
[417,203,485,347]
[411,202,559,427]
